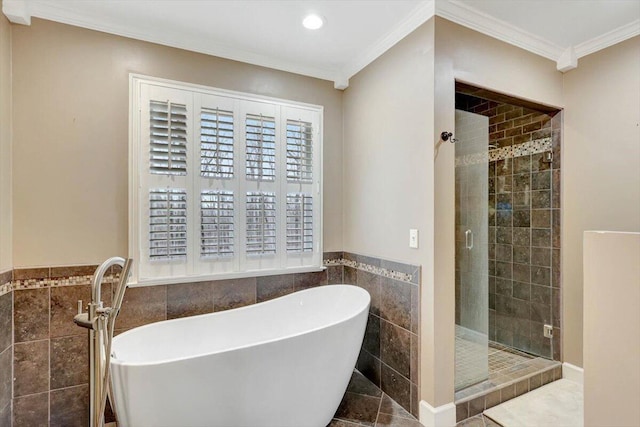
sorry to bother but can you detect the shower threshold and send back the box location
[454,341,561,422]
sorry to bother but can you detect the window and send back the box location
[130,76,323,285]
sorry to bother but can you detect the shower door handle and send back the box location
[465,229,473,250]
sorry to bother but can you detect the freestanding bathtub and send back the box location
[110,284,370,427]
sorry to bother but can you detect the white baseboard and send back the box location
[562,362,584,385]
[419,400,457,427]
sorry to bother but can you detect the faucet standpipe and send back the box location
[73,257,133,427]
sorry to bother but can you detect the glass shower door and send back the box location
[454,109,489,391]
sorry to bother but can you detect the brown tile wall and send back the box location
[343,253,421,418]
[5,253,414,426]
[0,287,12,425]
[455,93,562,360]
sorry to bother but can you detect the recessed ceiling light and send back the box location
[302,14,324,30]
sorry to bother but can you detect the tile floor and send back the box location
[328,370,422,427]
[484,379,583,427]
[456,414,502,426]
[329,370,506,427]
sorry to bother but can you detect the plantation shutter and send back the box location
[281,107,320,268]
[200,191,234,257]
[245,114,276,181]
[286,193,313,252]
[196,94,239,276]
[132,77,322,284]
[149,101,188,175]
[200,108,234,179]
[137,84,192,280]
[286,119,313,182]
[246,192,277,255]
[149,189,187,259]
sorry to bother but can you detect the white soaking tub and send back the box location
[110,284,370,427]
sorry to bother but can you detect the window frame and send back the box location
[129,74,324,286]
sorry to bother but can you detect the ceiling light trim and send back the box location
[574,19,640,59]
[436,0,564,62]
[302,13,324,30]
[340,0,436,82]
[9,0,341,84]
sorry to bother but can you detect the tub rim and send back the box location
[110,284,370,367]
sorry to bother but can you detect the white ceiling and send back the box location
[3,0,640,89]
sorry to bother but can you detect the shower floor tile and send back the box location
[455,327,559,403]
[328,370,421,427]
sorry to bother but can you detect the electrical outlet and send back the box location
[544,324,553,339]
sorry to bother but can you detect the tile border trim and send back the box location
[455,137,552,166]
[0,274,118,296]
[0,282,10,297]
[0,251,422,297]
[325,252,420,285]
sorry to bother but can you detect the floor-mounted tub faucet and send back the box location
[74,257,133,427]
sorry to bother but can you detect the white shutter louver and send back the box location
[286,120,313,182]
[286,193,313,252]
[149,189,187,260]
[149,101,188,175]
[201,108,234,178]
[246,192,276,255]
[201,190,234,257]
[246,114,276,181]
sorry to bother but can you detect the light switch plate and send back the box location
[409,229,419,249]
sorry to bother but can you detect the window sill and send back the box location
[129,265,326,288]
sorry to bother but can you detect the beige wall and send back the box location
[583,231,640,427]
[432,17,563,405]
[11,18,343,267]
[342,19,436,407]
[0,5,11,273]
[342,20,434,266]
[562,36,640,368]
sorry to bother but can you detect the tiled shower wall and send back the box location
[0,252,420,426]
[456,93,562,361]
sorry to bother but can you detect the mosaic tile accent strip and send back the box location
[1,253,420,293]
[0,282,10,297]
[342,258,413,283]
[0,274,119,296]
[325,253,419,284]
[455,138,552,167]
[0,270,11,296]
[12,275,119,290]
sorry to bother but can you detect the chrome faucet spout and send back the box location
[91,256,125,312]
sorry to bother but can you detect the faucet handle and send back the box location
[77,300,83,315]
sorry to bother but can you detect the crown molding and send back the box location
[557,47,578,72]
[2,0,30,25]
[339,0,436,83]
[436,0,564,62]
[3,0,342,86]
[4,0,640,89]
[574,19,640,59]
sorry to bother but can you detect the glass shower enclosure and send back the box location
[454,109,489,391]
